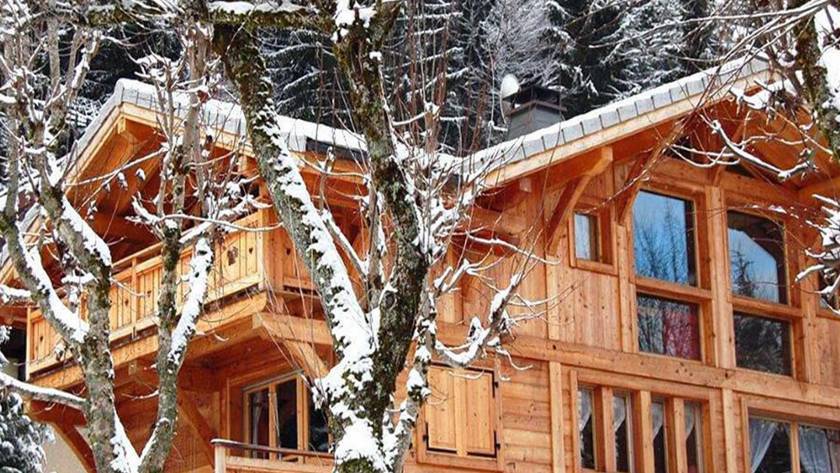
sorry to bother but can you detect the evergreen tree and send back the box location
[607,0,686,100]
[262,29,346,126]
[681,0,718,73]
[545,0,623,117]
[0,328,48,473]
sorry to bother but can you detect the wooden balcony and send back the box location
[26,209,315,377]
[212,440,332,473]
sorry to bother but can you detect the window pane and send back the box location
[652,401,667,473]
[578,389,595,469]
[685,402,703,473]
[248,388,270,458]
[799,425,835,473]
[637,294,701,360]
[275,380,298,449]
[614,394,632,473]
[308,395,330,452]
[575,213,600,261]
[728,211,787,303]
[633,191,696,285]
[750,418,791,473]
[734,313,791,375]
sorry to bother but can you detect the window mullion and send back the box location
[665,398,687,473]
[791,422,802,473]
[596,387,616,472]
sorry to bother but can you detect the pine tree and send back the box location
[607,0,686,100]
[545,0,623,117]
[262,29,346,126]
[0,328,48,473]
[681,0,718,73]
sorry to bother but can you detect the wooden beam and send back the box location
[257,312,333,347]
[800,175,840,199]
[282,340,329,379]
[52,420,97,472]
[548,362,565,473]
[545,147,613,251]
[177,390,218,467]
[546,176,590,251]
[616,152,656,222]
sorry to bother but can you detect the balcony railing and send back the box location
[212,439,332,473]
[26,208,314,376]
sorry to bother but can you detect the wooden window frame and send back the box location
[724,205,796,309]
[417,364,503,471]
[631,186,705,289]
[635,292,707,364]
[630,185,715,365]
[241,372,326,457]
[738,409,840,473]
[569,195,617,275]
[572,370,713,473]
[732,310,796,378]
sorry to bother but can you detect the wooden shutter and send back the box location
[426,366,458,452]
[464,370,496,456]
[425,366,497,458]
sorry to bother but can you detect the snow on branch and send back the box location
[709,119,812,181]
[0,370,85,411]
[0,285,30,304]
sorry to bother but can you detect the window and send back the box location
[750,417,840,473]
[685,402,704,473]
[652,401,668,473]
[799,425,840,473]
[750,418,791,473]
[734,313,791,375]
[613,394,633,473]
[575,212,601,261]
[633,191,697,285]
[424,366,497,459]
[727,211,787,303]
[577,387,633,472]
[637,294,701,360]
[578,388,596,469]
[243,374,329,457]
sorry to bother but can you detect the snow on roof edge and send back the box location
[472,56,772,174]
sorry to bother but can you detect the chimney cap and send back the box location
[505,83,564,112]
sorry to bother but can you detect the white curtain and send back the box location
[749,418,778,473]
[800,426,832,473]
[830,432,840,473]
[685,404,697,438]
[579,389,592,432]
[613,396,628,432]
[652,402,665,438]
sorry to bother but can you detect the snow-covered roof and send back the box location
[73,79,367,163]
[473,57,772,178]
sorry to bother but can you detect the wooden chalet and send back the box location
[5,58,840,473]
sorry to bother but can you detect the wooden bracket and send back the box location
[177,390,218,467]
[545,147,613,252]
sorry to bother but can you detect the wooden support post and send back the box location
[666,398,687,473]
[549,362,565,473]
[634,391,654,473]
[706,186,733,369]
[214,442,226,473]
